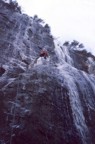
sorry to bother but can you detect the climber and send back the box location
[0,65,5,76]
[33,48,49,64]
[28,48,49,69]
[39,48,48,59]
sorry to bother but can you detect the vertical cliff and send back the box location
[0,1,95,144]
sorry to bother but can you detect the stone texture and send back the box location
[0,1,95,144]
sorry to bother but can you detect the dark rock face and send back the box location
[69,49,95,73]
[0,1,95,144]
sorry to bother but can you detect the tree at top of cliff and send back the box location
[33,15,44,24]
[9,0,21,13]
[79,43,84,48]
[1,0,21,13]
[63,41,70,46]
[44,24,51,34]
[70,40,79,47]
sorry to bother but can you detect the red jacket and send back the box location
[39,49,48,58]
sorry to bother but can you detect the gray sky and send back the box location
[17,0,95,54]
